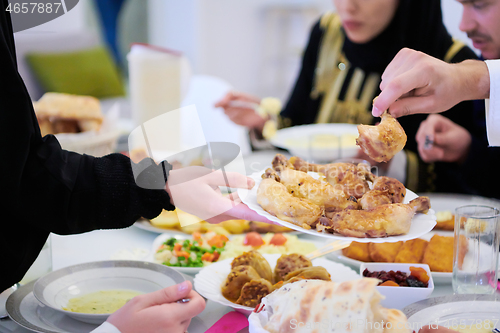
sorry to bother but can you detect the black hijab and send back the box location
[342,0,453,73]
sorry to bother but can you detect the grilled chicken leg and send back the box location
[356,111,407,163]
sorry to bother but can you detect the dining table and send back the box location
[0,218,454,333]
[0,149,480,333]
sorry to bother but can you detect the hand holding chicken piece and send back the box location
[356,111,407,162]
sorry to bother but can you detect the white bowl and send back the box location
[193,253,360,315]
[269,123,360,162]
[359,263,434,310]
[33,260,186,324]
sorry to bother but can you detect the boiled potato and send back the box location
[150,210,179,229]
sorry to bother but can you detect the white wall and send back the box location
[148,0,332,101]
[14,0,96,35]
[442,0,477,53]
[149,0,479,103]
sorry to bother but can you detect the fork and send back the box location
[305,240,352,260]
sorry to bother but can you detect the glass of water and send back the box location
[452,205,500,294]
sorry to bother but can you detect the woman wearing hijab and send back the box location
[217,0,480,194]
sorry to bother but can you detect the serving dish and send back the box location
[269,123,360,161]
[238,170,437,242]
[193,253,360,315]
[149,233,321,275]
[33,260,185,325]
[7,279,208,333]
[330,231,454,284]
[360,263,434,310]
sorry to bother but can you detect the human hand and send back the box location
[165,166,274,224]
[215,91,267,130]
[415,114,471,163]
[107,281,205,333]
[372,48,490,118]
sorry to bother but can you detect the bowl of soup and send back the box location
[33,260,185,324]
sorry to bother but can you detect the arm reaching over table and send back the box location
[372,48,490,118]
[356,111,407,162]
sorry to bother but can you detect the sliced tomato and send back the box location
[269,233,287,246]
[243,232,264,247]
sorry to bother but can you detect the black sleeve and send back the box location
[0,2,173,291]
[280,20,323,127]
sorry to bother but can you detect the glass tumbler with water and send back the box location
[452,205,500,294]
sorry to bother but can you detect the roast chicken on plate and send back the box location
[255,154,431,238]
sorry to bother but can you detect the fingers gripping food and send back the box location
[356,111,407,163]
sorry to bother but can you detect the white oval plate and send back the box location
[329,231,454,284]
[149,233,323,276]
[33,260,185,325]
[133,219,191,235]
[7,279,207,333]
[149,233,208,275]
[403,294,500,330]
[238,170,436,243]
[193,253,360,315]
[269,123,360,161]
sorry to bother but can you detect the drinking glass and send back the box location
[452,205,500,294]
[19,235,52,284]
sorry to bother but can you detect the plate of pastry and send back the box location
[329,231,454,284]
[193,251,360,315]
[237,154,436,243]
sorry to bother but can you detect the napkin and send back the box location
[205,311,249,333]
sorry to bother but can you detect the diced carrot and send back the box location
[410,266,430,283]
[208,235,228,248]
[175,251,190,260]
[174,243,182,252]
[157,244,166,251]
[212,251,220,262]
[379,280,399,287]
[193,232,202,241]
[201,252,214,262]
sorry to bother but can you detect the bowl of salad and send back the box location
[150,231,321,275]
[150,232,229,274]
